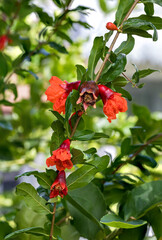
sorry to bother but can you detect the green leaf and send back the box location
[133,155,157,168]
[49,41,68,54]
[144,3,154,16]
[67,155,109,191]
[15,169,56,189]
[114,87,132,101]
[141,0,162,7]
[71,148,84,164]
[66,183,106,239]
[112,76,128,87]
[119,225,147,240]
[34,6,54,25]
[101,213,147,228]
[19,37,31,53]
[87,36,104,80]
[123,19,158,41]
[50,110,65,124]
[4,227,53,240]
[65,93,73,122]
[61,224,80,240]
[122,180,162,220]
[76,64,86,80]
[99,54,127,84]
[51,120,65,150]
[0,53,8,77]
[0,222,13,240]
[115,35,135,55]
[122,28,152,38]
[16,182,51,214]
[144,207,162,240]
[133,15,162,30]
[73,130,109,141]
[121,138,131,155]
[132,68,159,81]
[115,0,134,26]
[57,31,73,43]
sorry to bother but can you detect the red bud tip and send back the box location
[106,22,118,31]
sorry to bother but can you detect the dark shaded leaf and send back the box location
[87,36,104,80]
[101,213,147,228]
[49,41,68,54]
[144,3,154,16]
[114,35,135,55]
[0,53,8,77]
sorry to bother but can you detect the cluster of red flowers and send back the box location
[45,76,127,122]
[0,35,12,51]
[45,76,127,199]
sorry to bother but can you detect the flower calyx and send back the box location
[46,139,73,171]
[50,170,68,198]
[77,81,99,111]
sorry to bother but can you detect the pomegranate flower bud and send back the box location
[106,22,118,31]
[45,76,80,114]
[76,81,99,111]
[98,85,128,123]
[46,139,73,171]
[0,35,12,51]
[50,171,68,198]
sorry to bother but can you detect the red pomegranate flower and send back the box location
[98,85,128,122]
[50,171,68,198]
[77,81,99,111]
[45,76,80,114]
[0,35,12,51]
[46,139,73,171]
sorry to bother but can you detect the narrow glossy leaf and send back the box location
[76,64,86,80]
[87,36,104,80]
[51,120,65,150]
[144,207,162,240]
[123,19,158,41]
[122,180,162,220]
[141,0,162,7]
[101,213,147,228]
[133,155,157,168]
[19,37,31,53]
[0,53,8,77]
[16,182,51,214]
[115,35,135,55]
[144,3,154,16]
[132,68,159,80]
[66,183,106,239]
[4,227,53,240]
[132,63,139,83]
[34,6,54,25]
[49,41,68,54]
[15,169,56,189]
[57,30,73,43]
[121,138,131,155]
[71,148,84,164]
[67,155,109,191]
[133,15,162,29]
[122,28,152,38]
[53,0,63,8]
[65,92,73,122]
[50,110,65,124]
[99,54,127,84]
[115,0,134,26]
[114,87,132,101]
[73,130,109,141]
[112,76,128,87]
[119,225,147,240]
